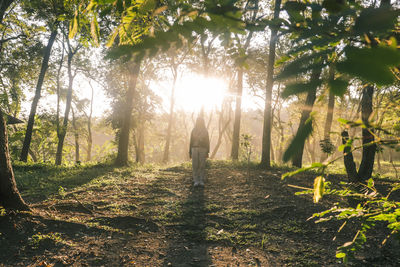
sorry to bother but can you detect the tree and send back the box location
[20,0,64,162]
[260,0,281,168]
[55,25,81,165]
[231,0,260,160]
[0,0,29,211]
[20,27,57,162]
[115,60,141,166]
[0,109,29,210]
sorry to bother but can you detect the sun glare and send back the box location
[175,74,228,112]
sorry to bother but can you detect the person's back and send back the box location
[189,116,210,186]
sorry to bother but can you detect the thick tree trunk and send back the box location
[342,85,376,182]
[358,85,376,180]
[260,0,281,168]
[115,61,141,166]
[0,109,29,211]
[231,67,243,160]
[55,47,74,165]
[341,130,360,182]
[292,68,322,168]
[20,29,57,162]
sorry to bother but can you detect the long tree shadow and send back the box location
[13,163,116,203]
[163,185,211,267]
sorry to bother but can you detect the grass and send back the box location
[4,159,400,266]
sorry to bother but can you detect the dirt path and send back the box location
[0,162,399,266]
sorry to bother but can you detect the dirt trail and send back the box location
[0,163,399,266]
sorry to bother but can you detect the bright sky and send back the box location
[21,70,263,120]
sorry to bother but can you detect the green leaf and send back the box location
[282,80,322,98]
[337,46,400,86]
[354,7,400,33]
[139,0,156,13]
[313,176,325,203]
[283,115,314,162]
[328,78,348,97]
[322,0,346,14]
[282,162,325,180]
[69,12,79,39]
[90,13,100,46]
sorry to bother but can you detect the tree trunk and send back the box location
[71,107,80,163]
[20,29,57,162]
[342,85,376,182]
[231,67,243,160]
[211,102,232,159]
[86,82,94,162]
[260,0,281,168]
[0,109,29,211]
[55,44,75,165]
[358,85,376,180]
[0,0,14,25]
[115,61,141,166]
[137,122,145,164]
[162,69,177,163]
[292,68,321,168]
[320,67,335,162]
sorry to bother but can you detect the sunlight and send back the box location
[174,74,228,112]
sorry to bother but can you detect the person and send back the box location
[189,115,210,187]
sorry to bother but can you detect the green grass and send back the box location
[13,161,116,202]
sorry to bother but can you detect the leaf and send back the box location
[281,162,325,180]
[69,11,79,39]
[139,0,156,13]
[328,78,348,97]
[337,46,400,86]
[322,0,346,14]
[281,80,322,98]
[90,13,100,46]
[367,178,374,188]
[313,176,325,203]
[283,115,314,162]
[354,7,400,33]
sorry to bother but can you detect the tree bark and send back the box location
[341,130,359,182]
[86,82,93,162]
[137,122,145,164]
[162,66,177,163]
[71,107,80,163]
[358,85,376,180]
[0,0,14,25]
[0,109,29,211]
[320,66,335,162]
[260,0,281,168]
[231,67,243,160]
[20,28,57,162]
[292,68,322,168]
[115,61,141,166]
[55,40,75,165]
[211,101,232,159]
[342,85,376,182]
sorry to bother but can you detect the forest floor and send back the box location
[1,161,400,266]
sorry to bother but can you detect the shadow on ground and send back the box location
[163,185,211,267]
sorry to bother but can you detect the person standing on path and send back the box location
[189,115,210,187]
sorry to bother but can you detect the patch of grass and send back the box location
[13,162,116,202]
[28,232,63,249]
